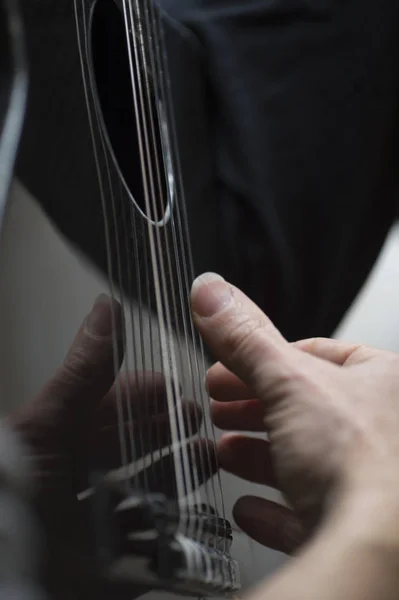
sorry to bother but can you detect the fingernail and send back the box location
[191,273,233,317]
[85,294,113,337]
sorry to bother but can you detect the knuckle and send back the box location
[303,338,327,353]
[307,337,324,350]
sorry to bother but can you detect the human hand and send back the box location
[191,273,399,555]
[9,295,202,600]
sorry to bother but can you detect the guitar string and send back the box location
[116,130,159,492]
[129,206,157,493]
[90,3,145,488]
[141,0,203,514]
[123,0,188,508]
[126,0,186,506]
[144,0,210,496]
[117,176,149,490]
[98,0,161,496]
[76,4,250,592]
[117,0,175,501]
[148,0,227,543]
[147,3,215,536]
[115,91,158,494]
[88,17,142,489]
[95,78,138,483]
[89,1,163,498]
[85,0,140,491]
[75,0,130,488]
[124,145,166,496]
[79,0,172,505]
[81,0,177,502]
[104,165,138,476]
[79,0,230,562]
[127,0,199,520]
[158,3,233,550]
[139,213,171,496]
[123,0,191,515]
[139,0,206,529]
[143,0,215,543]
[137,0,212,527]
[151,2,226,538]
[81,0,150,496]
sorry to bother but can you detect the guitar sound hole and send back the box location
[89,0,170,224]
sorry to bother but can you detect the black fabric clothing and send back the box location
[16,0,399,341]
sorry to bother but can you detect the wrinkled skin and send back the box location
[191,273,399,555]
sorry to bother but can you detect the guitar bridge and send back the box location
[92,484,241,596]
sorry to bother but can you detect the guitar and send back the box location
[71,1,241,595]
[1,0,245,595]
[4,0,243,596]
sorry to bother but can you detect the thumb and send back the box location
[46,293,123,410]
[191,273,309,404]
